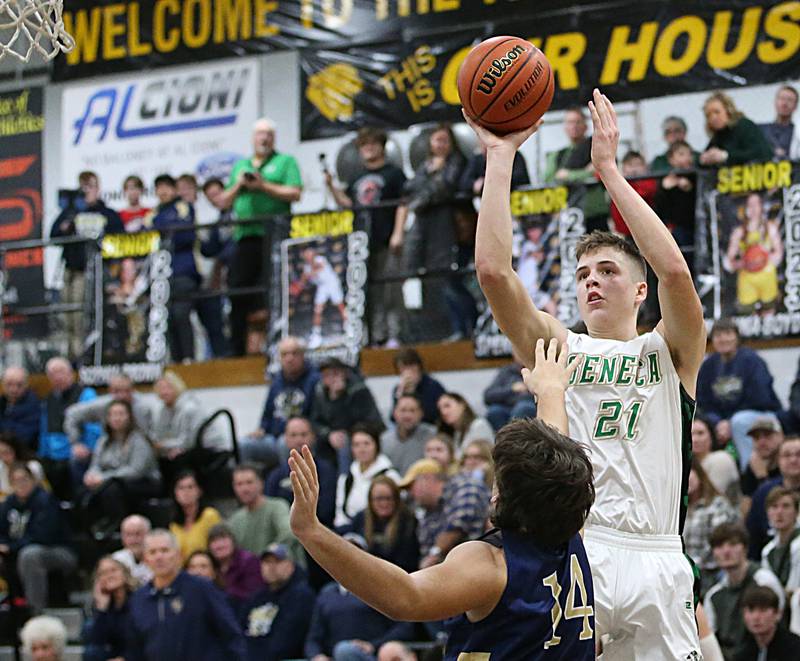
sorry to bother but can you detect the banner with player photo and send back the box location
[474,186,584,358]
[271,209,368,366]
[694,159,800,339]
[78,232,171,385]
[0,86,48,340]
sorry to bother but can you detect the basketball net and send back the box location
[0,0,74,63]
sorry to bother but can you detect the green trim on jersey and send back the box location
[677,384,696,537]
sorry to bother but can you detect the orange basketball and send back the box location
[458,36,554,134]
[743,244,769,273]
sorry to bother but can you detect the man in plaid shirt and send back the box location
[399,459,490,569]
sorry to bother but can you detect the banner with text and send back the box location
[300,0,799,139]
[271,209,368,367]
[79,232,170,385]
[59,58,260,209]
[474,186,584,358]
[695,160,800,339]
[0,87,47,340]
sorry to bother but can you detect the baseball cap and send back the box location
[747,416,782,436]
[260,543,290,561]
[398,458,445,489]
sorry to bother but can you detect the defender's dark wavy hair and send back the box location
[491,418,594,548]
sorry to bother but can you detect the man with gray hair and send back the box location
[0,366,40,451]
[219,117,303,356]
[649,116,699,173]
[112,514,153,585]
[126,528,246,660]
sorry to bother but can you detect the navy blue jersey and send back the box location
[443,529,595,660]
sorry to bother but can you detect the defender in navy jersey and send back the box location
[288,340,595,660]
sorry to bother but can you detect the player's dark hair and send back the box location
[154,174,176,188]
[766,485,799,510]
[741,585,780,611]
[710,317,739,340]
[123,175,144,190]
[709,522,749,549]
[491,418,594,548]
[202,177,224,194]
[575,230,647,281]
[394,348,424,370]
[356,127,387,148]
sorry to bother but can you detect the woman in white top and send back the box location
[335,424,401,528]
[692,416,741,505]
[436,392,494,455]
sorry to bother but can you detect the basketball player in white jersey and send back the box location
[300,246,347,347]
[465,90,706,659]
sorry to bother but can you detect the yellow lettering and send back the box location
[777,160,792,188]
[716,162,791,193]
[600,23,658,84]
[301,0,314,28]
[544,32,586,90]
[321,0,353,28]
[63,8,102,65]
[440,46,471,105]
[214,0,252,42]
[707,8,761,69]
[183,0,212,48]
[653,16,706,77]
[433,0,460,9]
[758,1,800,64]
[102,4,126,60]
[416,45,436,74]
[290,211,354,238]
[127,3,152,56]
[254,0,279,37]
[153,0,180,52]
[717,167,730,193]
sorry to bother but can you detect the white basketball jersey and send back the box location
[565,330,694,536]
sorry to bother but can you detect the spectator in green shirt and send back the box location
[219,118,303,355]
[700,92,774,167]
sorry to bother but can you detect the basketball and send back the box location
[743,244,770,273]
[458,36,554,134]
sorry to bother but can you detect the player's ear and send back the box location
[634,280,647,306]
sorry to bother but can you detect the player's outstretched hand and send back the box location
[462,109,542,152]
[289,446,321,538]
[521,338,579,398]
[588,88,620,172]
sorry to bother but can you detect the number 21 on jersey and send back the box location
[593,399,644,441]
[542,554,593,649]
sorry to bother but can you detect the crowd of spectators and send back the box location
[47,86,800,360]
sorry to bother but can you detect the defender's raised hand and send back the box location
[588,88,620,172]
[522,338,579,399]
[288,445,321,538]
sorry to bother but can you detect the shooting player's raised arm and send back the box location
[464,113,566,366]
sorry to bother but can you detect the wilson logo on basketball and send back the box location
[475,45,529,95]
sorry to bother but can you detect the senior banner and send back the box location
[300,0,800,139]
[79,232,170,385]
[0,86,48,340]
[694,160,800,339]
[474,186,584,358]
[270,209,368,367]
[59,58,259,208]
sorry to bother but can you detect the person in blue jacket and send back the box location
[83,555,136,661]
[0,367,40,451]
[697,319,785,470]
[150,174,200,364]
[241,543,316,661]
[39,357,102,501]
[126,528,246,661]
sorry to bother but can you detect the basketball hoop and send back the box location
[0,0,74,63]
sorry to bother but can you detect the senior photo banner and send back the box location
[694,159,800,340]
[299,0,800,139]
[271,209,368,367]
[78,231,171,385]
[474,186,584,359]
[0,86,48,341]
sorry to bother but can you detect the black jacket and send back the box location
[51,200,124,271]
[732,627,800,660]
[0,486,72,552]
